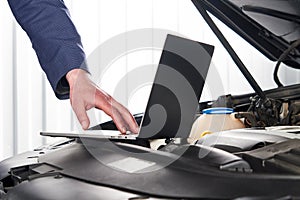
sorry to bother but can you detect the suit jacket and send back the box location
[8,0,88,99]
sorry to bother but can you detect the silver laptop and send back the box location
[40,34,214,140]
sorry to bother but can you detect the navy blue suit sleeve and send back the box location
[7,0,89,99]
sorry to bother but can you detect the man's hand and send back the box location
[66,69,139,134]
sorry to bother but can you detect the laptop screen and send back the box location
[138,34,214,139]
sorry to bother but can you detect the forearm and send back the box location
[7,0,88,99]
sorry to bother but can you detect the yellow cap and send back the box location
[200,131,213,138]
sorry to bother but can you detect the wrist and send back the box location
[66,68,87,88]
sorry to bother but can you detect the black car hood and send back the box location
[232,0,300,42]
[192,0,300,69]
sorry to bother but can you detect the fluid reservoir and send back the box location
[188,107,245,144]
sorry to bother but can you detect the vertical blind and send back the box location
[0,0,298,161]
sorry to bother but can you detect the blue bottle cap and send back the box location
[202,107,234,114]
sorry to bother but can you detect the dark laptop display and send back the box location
[138,34,214,139]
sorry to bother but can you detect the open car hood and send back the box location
[192,0,300,69]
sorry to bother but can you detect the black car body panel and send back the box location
[192,0,300,68]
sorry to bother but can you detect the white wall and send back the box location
[0,0,299,160]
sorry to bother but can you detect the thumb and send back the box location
[72,102,90,130]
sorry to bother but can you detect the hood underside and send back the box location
[192,0,300,68]
[231,0,300,42]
